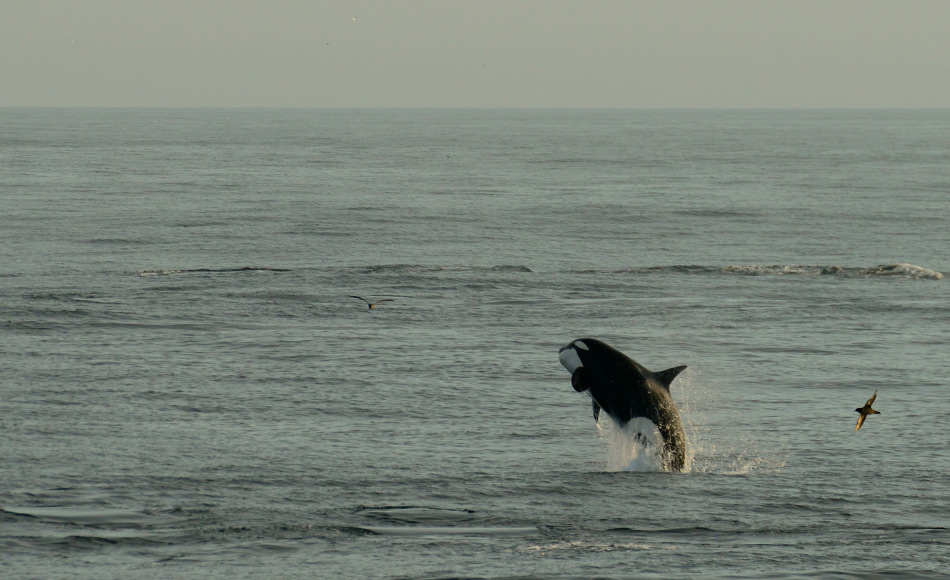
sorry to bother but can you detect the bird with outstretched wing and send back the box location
[854,390,880,432]
[350,295,395,310]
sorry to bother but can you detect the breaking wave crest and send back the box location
[855,263,944,279]
[723,263,943,279]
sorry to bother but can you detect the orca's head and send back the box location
[559,338,606,393]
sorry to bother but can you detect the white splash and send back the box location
[672,368,785,476]
[597,416,668,472]
[586,367,788,475]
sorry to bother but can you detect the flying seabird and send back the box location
[350,295,395,310]
[854,390,880,432]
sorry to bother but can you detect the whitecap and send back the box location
[858,263,944,279]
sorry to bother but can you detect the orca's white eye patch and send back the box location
[574,341,589,351]
[559,347,584,374]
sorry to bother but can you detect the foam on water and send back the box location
[721,263,944,279]
[858,263,944,279]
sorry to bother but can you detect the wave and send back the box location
[351,505,536,536]
[0,506,184,547]
[524,539,673,554]
[723,263,943,279]
[361,264,534,274]
[355,505,477,525]
[856,263,944,279]
[359,525,537,536]
[2,506,158,526]
[135,263,940,280]
[138,266,291,277]
[585,263,943,280]
[88,237,152,245]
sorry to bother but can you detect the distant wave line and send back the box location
[138,266,291,277]
[361,264,533,274]
[579,263,943,280]
[136,263,942,280]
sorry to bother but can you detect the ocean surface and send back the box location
[1,108,948,579]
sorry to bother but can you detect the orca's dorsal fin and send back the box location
[654,365,687,390]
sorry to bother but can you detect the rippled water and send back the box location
[1,109,948,579]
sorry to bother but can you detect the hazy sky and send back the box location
[4,0,950,108]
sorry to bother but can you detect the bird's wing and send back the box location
[866,390,878,406]
[855,413,866,432]
[349,295,370,304]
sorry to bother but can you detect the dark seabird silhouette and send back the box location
[350,295,395,310]
[854,390,880,432]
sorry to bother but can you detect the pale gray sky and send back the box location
[3,0,949,108]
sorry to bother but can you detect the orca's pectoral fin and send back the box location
[571,368,588,392]
[591,399,601,422]
[654,365,687,390]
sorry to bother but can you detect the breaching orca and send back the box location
[559,338,688,471]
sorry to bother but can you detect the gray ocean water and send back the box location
[1,108,948,579]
